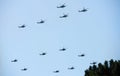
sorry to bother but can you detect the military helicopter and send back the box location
[90,62,97,65]
[59,48,66,51]
[11,59,18,62]
[53,70,59,73]
[39,52,47,56]
[59,13,68,18]
[21,68,27,71]
[18,24,26,28]
[68,67,75,70]
[37,19,45,24]
[78,7,88,12]
[78,54,85,57]
[57,3,66,8]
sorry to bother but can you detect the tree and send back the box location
[84,59,120,76]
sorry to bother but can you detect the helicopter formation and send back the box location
[18,3,88,28]
[11,47,97,72]
[53,66,75,73]
[11,2,96,75]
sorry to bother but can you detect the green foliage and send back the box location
[84,59,120,76]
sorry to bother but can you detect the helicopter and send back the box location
[59,13,68,18]
[18,24,26,28]
[39,52,47,56]
[59,48,66,51]
[68,67,75,70]
[78,8,88,12]
[78,54,85,57]
[37,19,45,24]
[57,3,66,8]
[53,70,59,73]
[11,59,18,62]
[90,62,97,65]
[21,68,27,71]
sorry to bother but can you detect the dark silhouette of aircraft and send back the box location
[39,52,47,55]
[59,48,66,51]
[57,3,66,8]
[53,70,59,73]
[11,59,18,62]
[68,67,75,70]
[37,19,45,24]
[21,68,27,71]
[78,8,88,12]
[18,24,26,28]
[78,54,85,57]
[90,62,97,65]
[59,13,68,18]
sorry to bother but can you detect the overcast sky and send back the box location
[0,0,120,76]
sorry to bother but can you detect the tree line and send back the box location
[84,59,120,76]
